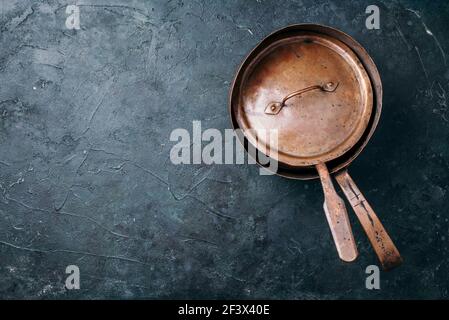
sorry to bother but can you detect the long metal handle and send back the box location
[316,163,358,262]
[265,81,339,115]
[335,169,402,270]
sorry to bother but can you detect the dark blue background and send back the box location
[0,0,448,299]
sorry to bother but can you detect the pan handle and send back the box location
[334,169,402,270]
[316,163,358,262]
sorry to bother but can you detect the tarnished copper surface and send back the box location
[236,32,373,166]
[316,163,358,262]
[229,24,383,179]
[264,82,339,115]
[229,24,402,268]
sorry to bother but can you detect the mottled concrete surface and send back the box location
[0,0,448,299]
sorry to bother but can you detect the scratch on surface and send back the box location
[206,178,232,184]
[166,50,193,73]
[167,173,210,201]
[55,3,156,28]
[85,147,203,201]
[88,147,127,158]
[406,8,447,66]
[435,82,449,122]
[263,188,301,216]
[71,145,233,221]
[36,63,63,70]
[84,274,153,291]
[2,7,34,31]
[8,177,24,189]
[22,44,65,56]
[81,76,116,136]
[181,237,218,247]
[113,158,236,221]
[0,240,150,266]
[187,0,206,22]
[130,162,168,186]
[76,151,89,174]
[187,195,236,220]
[216,271,246,283]
[414,46,429,82]
[236,24,254,35]
[395,24,412,50]
[3,195,129,239]
[63,154,77,164]
[289,238,303,254]
[54,189,71,212]
[60,210,130,239]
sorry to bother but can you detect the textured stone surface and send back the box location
[0,0,448,299]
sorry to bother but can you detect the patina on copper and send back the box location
[229,24,402,270]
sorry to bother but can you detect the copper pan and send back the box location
[229,24,402,270]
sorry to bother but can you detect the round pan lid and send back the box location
[236,31,373,167]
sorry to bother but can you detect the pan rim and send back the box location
[228,23,383,180]
[236,31,373,166]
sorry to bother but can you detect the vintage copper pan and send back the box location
[229,24,402,270]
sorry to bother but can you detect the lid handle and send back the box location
[264,82,339,115]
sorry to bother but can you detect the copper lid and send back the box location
[236,32,373,166]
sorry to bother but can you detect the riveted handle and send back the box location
[335,170,402,270]
[265,82,339,115]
